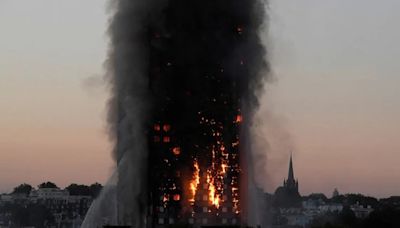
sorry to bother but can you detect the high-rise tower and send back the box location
[103,0,267,226]
[144,1,257,226]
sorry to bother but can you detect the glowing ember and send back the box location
[163,195,169,203]
[221,163,228,174]
[172,147,181,155]
[163,124,171,132]
[173,194,180,201]
[235,114,242,123]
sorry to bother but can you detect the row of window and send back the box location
[159,206,236,214]
[153,135,170,143]
[157,217,238,225]
[154,124,171,132]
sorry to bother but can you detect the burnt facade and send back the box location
[148,116,241,227]
[144,0,265,226]
[106,0,266,226]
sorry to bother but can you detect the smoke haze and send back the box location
[84,0,269,226]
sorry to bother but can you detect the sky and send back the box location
[1,0,399,198]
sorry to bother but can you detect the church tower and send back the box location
[283,154,299,193]
[273,153,301,208]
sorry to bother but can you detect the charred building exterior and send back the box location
[146,3,245,225]
[105,0,267,227]
[145,1,265,226]
[148,112,241,227]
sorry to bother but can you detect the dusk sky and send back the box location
[1,0,399,198]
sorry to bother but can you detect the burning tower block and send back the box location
[144,0,265,226]
[107,0,267,227]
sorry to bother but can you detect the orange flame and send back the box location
[189,160,200,204]
[207,173,220,208]
[172,147,181,155]
[235,114,242,123]
[173,194,180,201]
[221,163,228,174]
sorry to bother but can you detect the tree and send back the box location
[379,196,400,207]
[331,194,378,208]
[363,206,400,228]
[38,182,58,189]
[306,193,329,202]
[345,194,379,208]
[66,184,91,196]
[338,206,358,227]
[65,183,103,197]
[89,182,103,198]
[12,183,33,195]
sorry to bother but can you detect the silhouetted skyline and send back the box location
[1,0,400,198]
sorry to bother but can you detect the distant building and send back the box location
[351,202,373,218]
[31,187,69,199]
[0,187,92,227]
[332,188,339,198]
[273,154,302,208]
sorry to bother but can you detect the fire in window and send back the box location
[163,124,171,132]
[173,194,180,201]
[235,114,242,123]
[154,124,161,131]
[163,136,170,143]
[172,147,181,155]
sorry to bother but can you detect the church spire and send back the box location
[287,152,295,183]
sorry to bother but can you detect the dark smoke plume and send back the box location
[83,0,269,226]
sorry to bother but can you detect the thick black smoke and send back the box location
[84,0,268,226]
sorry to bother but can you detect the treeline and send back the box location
[10,182,103,198]
[303,193,400,209]
[309,206,400,228]
[303,193,400,228]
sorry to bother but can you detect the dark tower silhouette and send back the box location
[273,154,301,208]
[283,154,299,193]
[143,0,265,226]
[105,0,267,226]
